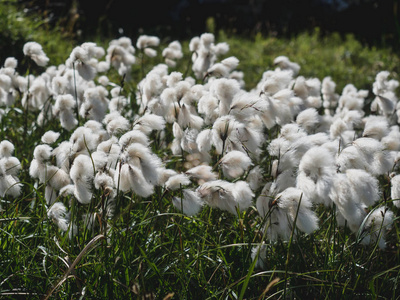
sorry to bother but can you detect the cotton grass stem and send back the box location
[284,193,303,299]
[72,62,80,125]
[44,234,105,300]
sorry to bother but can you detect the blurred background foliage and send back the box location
[11,0,400,47]
[0,0,399,91]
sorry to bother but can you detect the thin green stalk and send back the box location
[72,62,80,125]
[283,193,303,299]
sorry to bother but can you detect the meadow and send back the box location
[1,3,400,300]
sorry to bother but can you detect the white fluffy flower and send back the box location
[115,163,154,198]
[47,202,69,231]
[41,131,60,144]
[165,173,191,191]
[172,189,204,216]
[23,42,49,66]
[197,180,254,215]
[273,56,300,76]
[219,150,252,179]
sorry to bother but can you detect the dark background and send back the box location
[19,0,400,48]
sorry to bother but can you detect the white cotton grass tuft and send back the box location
[210,78,240,116]
[67,46,97,81]
[273,56,300,76]
[177,104,204,130]
[329,172,373,233]
[59,184,75,197]
[0,158,21,198]
[0,140,15,158]
[359,207,394,249]
[69,126,99,154]
[251,243,268,269]
[185,165,217,183]
[196,129,213,153]
[70,154,94,204]
[351,137,392,176]
[1,156,21,177]
[381,126,400,150]
[119,130,149,148]
[362,115,389,140]
[390,174,400,208]
[172,189,204,216]
[157,168,178,186]
[219,150,253,179]
[246,166,264,191]
[53,94,78,131]
[91,151,108,170]
[276,187,319,235]
[296,108,320,133]
[80,86,110,121]
[33,144,53,162]
[47,202,69,231]
[297,146,335,206]
[106,36,136,77]
[23,41,49,67]
[115,163,154,198]
[162,40,183,67]
[256,187,318,241]
[375,95,395,115]
[133,114,166,134]
[41,131,60,144]
[206,56,239,78]
[124,143,163,185]
[136,35,160,50]
[46,165,71,191]
[94,172,116,199]
[336,145,366,173]
[322,76,339,113]
[165,173,191,191]
[104,112,130,136]
[4,57,18,69]
[196,180,254,215]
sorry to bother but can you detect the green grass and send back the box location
[1,4,400,300]
[220,29,400,92]
[0,0,74,68]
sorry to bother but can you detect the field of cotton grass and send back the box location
[1,31,400,299]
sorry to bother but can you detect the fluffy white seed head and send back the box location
[196,129,212,153]
[23,41,49,66]
[41,131,60,144]
[47,202,69,231]
[391,174,400,208]
[33,144,52,162]
[116,163,154,197]
[165,173,191,191]
[296,108,320,133]
[220,150,252,179]
[276,187,319,234]
[186,165,217,183]
[0,140,14,158]
[4,57,18,69]
[136,35,160,49]
[360,207,393,249]
[133,114,166,134]
[172,189,204,216]
[345,169,380,207]
[362,115,389,140]
[46,165,71,191]
[119,130,149,148]
[273,56,300,76]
